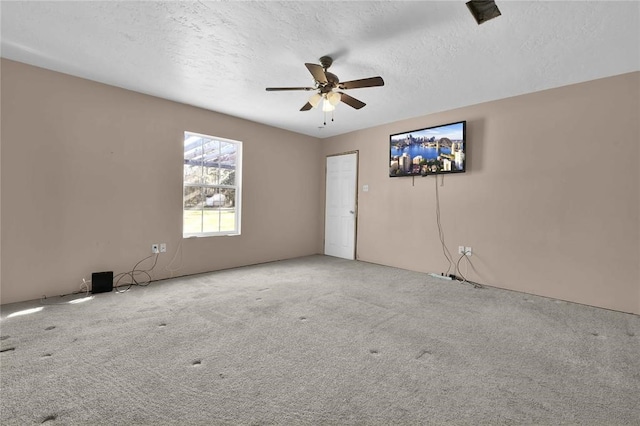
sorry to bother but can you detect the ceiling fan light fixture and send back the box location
[322,98,336,112]
[328,91,341,106]
[309,93,322,108]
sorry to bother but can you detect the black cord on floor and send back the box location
[114,253,160,293]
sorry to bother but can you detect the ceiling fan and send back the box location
[266,56,384,124]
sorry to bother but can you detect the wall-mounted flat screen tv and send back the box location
[389,120,466,177]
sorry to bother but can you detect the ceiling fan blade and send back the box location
[339,76,384,90]
[300,102,313,111]
[338,92,366,110]
[266,87,315,91]
[305,63,328,84]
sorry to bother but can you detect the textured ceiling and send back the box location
[1,1,639,138]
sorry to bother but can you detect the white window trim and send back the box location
[183,131,242,238]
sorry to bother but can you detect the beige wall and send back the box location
[2,59,638,315]
[322,72,640,315]
[0,59,323,304]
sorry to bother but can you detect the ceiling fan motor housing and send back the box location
[321,72,340,92]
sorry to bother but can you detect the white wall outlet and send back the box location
[151,244,159,254]
[160,243,166,253]
[465,247,472,257]
[363,184,369,192]
[458,246,465,255]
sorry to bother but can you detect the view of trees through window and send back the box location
[183,132,241,236]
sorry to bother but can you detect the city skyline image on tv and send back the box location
[389,121,466,177]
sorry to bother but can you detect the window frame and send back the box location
[182,131,242,238]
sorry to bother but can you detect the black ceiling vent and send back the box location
[466,0,502,25]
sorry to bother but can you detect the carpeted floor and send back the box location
[1,255,639,425]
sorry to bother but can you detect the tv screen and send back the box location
[389,120,466,177]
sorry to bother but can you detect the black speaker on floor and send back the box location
[91,271,114,294]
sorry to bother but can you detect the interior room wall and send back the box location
[2,59,638,315]
[321,72,640,315]
[0,59,323,305]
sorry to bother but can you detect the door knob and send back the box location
[349,210,355,214]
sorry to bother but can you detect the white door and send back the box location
[324,152,357,259]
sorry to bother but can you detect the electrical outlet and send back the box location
[160,243,166,253]
[151,244,159,254]
[458,246,465,255]
[465,247,472,257]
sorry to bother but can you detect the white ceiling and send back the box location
[1,1,639,138]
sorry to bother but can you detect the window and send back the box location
[183,131,242,237]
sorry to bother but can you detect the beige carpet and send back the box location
[1,255,639,424]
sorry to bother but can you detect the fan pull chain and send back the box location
[322,110,335,126]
